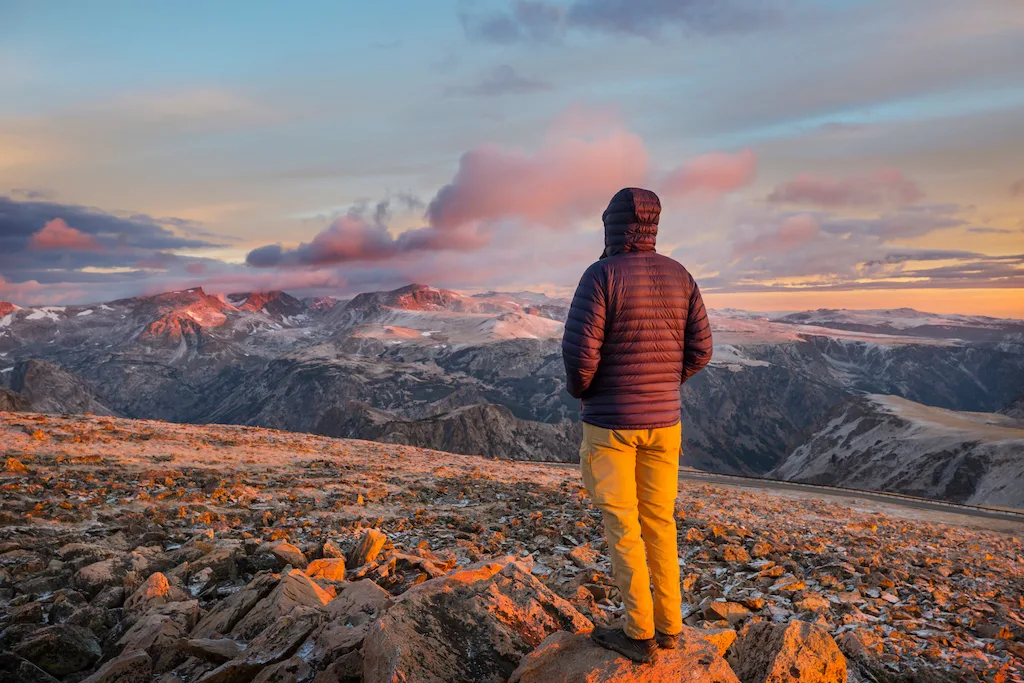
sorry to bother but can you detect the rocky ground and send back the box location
[0,412,1021,682]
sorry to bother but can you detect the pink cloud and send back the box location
[426,127,648,230]
[0,276,88,306]
[662,149,756,197]
[246,108,763,271]
[1011,179,1024,197]
[247,214,489,268]
[768,169,923,207]
[733,214,821,256]
[28,218,103,251]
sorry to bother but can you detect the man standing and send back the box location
[562,187,713,663]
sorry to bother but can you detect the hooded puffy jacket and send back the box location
[561,187,712,430]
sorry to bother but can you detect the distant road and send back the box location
[546,462,1024,525]
[676,469,1024,525]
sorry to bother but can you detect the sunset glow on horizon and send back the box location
[1,1,1022,316]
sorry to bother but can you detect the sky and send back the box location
[1,0,1023,316]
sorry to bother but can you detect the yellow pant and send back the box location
[579,422,682,640]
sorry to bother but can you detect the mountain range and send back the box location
[1,283,1022,506]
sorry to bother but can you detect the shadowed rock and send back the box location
[197,606,323,683]
[0,650,60,683]
[0,387,31,412]
[13,624,103,677]
[230,570,331,641]
[11,358,117,416]
[192,573,279,639]
[81,650,153,683]
[363,556,592,683]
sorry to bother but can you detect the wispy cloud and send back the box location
[461,0,775,42]
[446,65,552,97]
[768,169,923,208]
[662,149,757,198]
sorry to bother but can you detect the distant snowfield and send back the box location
[350,308,564,344]
[26,307,65,322]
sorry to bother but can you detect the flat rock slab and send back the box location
[305,558,346,581]
[182,638,246,664]
[363,556,592,683]
[509,630,741,683]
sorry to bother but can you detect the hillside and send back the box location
[772,395,1024,507]
[10,358,117,416]
[1,412,1021,681]
[1002,395,1024,421]
[1,284,1023,476]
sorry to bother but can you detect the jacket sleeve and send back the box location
[682,277,712,382]
[562,264,607,399]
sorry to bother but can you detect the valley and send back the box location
[1,283,1022,507]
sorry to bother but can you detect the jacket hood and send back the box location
[601,187,660,258]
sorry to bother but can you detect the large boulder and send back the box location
[124,572,188,614]
[81,651,154,683]
[197,606,323,683]
[251,656,310,683]
[115,614,187,672]
[306,558,347,581]
[269,543,308,570]
[192,572,279,639]
[363,556,592,683]
[325,580,392,622]
[13,624,103,677]
[303,580,394,673]
[230,570,331,641]
[731,620,846,683]
[0,651,60,683]
[509,630,741,683]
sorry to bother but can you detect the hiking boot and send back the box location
[655,630,680,649]
[591,626,656,663]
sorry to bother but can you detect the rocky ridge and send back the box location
[1002,395,1024,421]
[772,394,1024,508]
[1,285,1023,482]
[10,358,117,417]
[1,412,1021,682]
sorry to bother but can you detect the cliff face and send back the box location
[10,358,117,416]
[0,386,30,412]
[1001,394,1024,420]
[314,402,582,462]
[772,394,1024,507]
